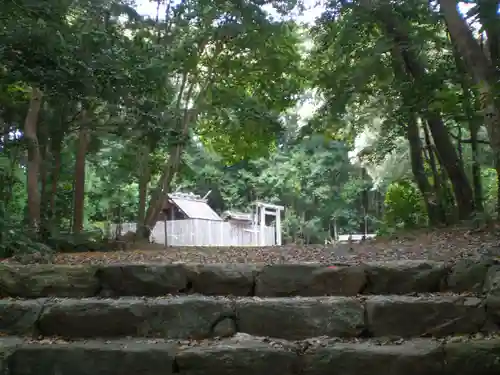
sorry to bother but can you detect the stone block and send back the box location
[236,297,365,340]
[255,264,366,297]
[366,295,486,337]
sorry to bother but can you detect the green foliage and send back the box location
[382,180,427,231]
[178,132,377,243]
[482,168,498,216]
[0,0,499,256]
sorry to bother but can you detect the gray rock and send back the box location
[363,261,449,294]
[366,295,486,338]
[37,296,234,339]
[188,264,261,296]
[445,259,493,293]
[0,299,44,336]
[0,264,99,298]
[9,339,176,375]
[175,336,298,375]
[483,265,500,325]
[236,297,365,340]
[255,264,366,297]
[443,338,500,374]
[211,317,237,338]
[300,339,444,375]
[96,264,190,296]
[141,297,235,339]
[0,337,23,375]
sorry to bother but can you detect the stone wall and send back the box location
[1,335,500,375]
[0,259,498,298]
[0,294,490,340]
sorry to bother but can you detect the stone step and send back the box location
[1,258,498,298]
[1,295,498,340]
[1,334,499,375]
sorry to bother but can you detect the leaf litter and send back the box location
[44,225,500,266]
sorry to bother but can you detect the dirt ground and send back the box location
[50,224,500,265]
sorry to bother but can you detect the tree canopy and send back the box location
[1,0,499,256]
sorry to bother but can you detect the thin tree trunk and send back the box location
[142,102,197,236]
[137,144,151,228]
[422,122,448,223]
[72,114,90,234]
[470,122,483,213]
[457,126,463,161]
[49,134,63,217]
[407,114,441,225]
[451,40,484,212]
[142,130,188,232]
[24,87,43,230]
[140,42,222,239]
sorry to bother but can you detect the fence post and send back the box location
[163,219,167,248]
[259,206,265,246]
[275,211,282,246]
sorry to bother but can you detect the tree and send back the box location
[306,0,497,224]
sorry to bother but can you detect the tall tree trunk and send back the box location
[24,87,43,230]
[376,8,474,219]
[390,46,443,224]
[72,116,90,234]
[439,0,500,216]
[422,111,473,219]
[451,40,484,212]
[476,0,500,68]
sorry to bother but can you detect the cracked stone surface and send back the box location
[37,297,234,339]
[365,295,487,338]
[236,297,365,340]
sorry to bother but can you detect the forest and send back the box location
[0,0,499,257]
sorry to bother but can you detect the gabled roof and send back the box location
[168,193,222,221]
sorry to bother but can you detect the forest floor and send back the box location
[49,224,500,265]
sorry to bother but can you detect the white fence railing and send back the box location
[109,219,276,246]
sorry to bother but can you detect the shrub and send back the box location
[383,180,427,231]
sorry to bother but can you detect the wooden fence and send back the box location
[109,219,276,246]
